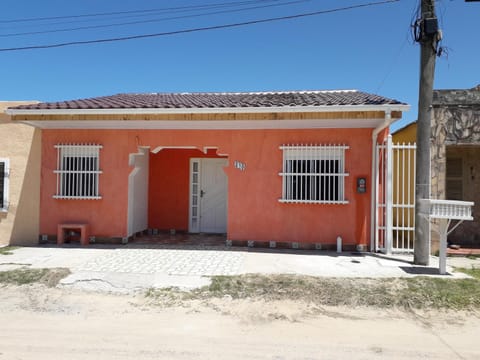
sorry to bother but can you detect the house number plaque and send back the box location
[234,160,246,171]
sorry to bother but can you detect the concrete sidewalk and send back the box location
[1,245,479,293]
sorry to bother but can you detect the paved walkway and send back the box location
[1,244,479,293]
[79,248,244,275]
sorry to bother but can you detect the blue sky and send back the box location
[0,0,478,130]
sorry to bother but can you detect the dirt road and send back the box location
[0,284,478,359]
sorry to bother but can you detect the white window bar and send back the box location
[190,160,200,232]
[279,144,349,204]
[400,144,405,250]
[407,143,411,249]
[53,144,103,200]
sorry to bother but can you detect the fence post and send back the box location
[386,135,393,254]
[373,142,380,252]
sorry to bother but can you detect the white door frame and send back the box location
[188,158,228,233]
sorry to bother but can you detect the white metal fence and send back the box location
[375,135,417,253]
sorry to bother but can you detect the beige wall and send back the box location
[391,122,417,248]
[0,101,40,246]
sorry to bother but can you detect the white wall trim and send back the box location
[7,104,409,116]
[151,146,226,155]
[19,118,403,130]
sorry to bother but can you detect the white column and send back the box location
[386,135,393,255]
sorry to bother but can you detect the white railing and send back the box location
[420,199,474,220]
[419,199,474,274]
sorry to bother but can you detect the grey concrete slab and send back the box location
[445,255,480,269]
[1,245,477,293]
[241,250,473,278]
[60,271,156,293]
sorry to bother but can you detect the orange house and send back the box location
[7,91,408,250]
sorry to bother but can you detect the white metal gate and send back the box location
[375,135,416,253]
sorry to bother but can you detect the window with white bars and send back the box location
[54,144,102,199]
[0,158,9,210]
[279,145,349,204]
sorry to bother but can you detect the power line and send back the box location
[2,0,285,30]
[0,0,312,38]
[375,0,419,92]
[2,1,274,30]
[375,36,409,93]
[0,0,400,53]
[0,0,280,24]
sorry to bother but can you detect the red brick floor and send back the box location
[447,247,480,256]
[130,231,227,246]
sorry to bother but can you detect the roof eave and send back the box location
[6,104,410,116]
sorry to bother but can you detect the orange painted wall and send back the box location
[40,128,373,245]
[41,130,133,237]
[223,129,373,246]
[148,148,225,231]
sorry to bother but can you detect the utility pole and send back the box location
[414,0,440,265]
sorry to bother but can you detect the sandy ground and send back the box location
[0,284,479,360]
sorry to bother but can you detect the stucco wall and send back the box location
[40,128,374,246]
[0,101,40,246]
[431,87,480,247]
[149,148,226,231]
[127,147,150,236]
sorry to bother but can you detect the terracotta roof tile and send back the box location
[10,90,406,111]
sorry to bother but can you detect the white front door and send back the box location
[189,158,228,233]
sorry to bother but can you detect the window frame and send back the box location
[0,158,9,211]
[53,144,103,200]
[279,144,349,204]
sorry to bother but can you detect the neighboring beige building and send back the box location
[431,86,480,248]
[0,101,41,246]
[392,86,480,251]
